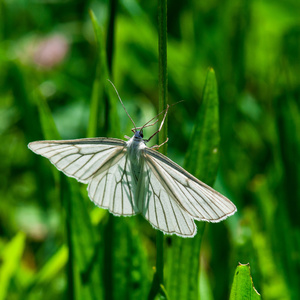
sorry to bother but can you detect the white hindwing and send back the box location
[138,158,196,237]
[28,138,139,216]
[87,150,139,216]
[140,148,236,236]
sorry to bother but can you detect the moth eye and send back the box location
[140,131,143,138]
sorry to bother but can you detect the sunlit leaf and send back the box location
[229,263,261,300]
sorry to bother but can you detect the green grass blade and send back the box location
[33,92,61,141]
[21,245,68,297]
[148,0,168,299]
[185,68,220,184]
[158,0,168,154]
[274,94,300,298]
[0,232,26,300]
[106,0,117,74]
[33,91,61,187]
[105,78,121,138]
[166,68,220,300]
[33,245,68,284]
[165,233,205,300]
[103,218,150,300]
[61,177,104,300]
[229,263,261,300]
[88,10,120,138]
[87,10,106,138]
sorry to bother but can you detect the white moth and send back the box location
[28,87,236,237]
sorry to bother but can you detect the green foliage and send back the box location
[230,264,261,300]
[185,68,220,185]
[0,0,299,299]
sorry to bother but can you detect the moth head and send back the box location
[134,130,143,139]
[139,130,144,138]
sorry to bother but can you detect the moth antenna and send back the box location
[107,79,137,130]
[140,99,184,131]
[140,108,167,131]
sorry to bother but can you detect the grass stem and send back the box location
[148,0,168,298]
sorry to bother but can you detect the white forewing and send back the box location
[28,138,126,183]
[29,138,139,216]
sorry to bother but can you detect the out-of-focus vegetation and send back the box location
[1,0,300,299]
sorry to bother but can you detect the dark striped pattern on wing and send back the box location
[28,137,237,237]
[29,138,139,216]
[143,148,236,224]
[28,138,127,184]
[87,151,139,216]
[137,155,196,237]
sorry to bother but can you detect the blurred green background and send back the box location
[1,0,300,299]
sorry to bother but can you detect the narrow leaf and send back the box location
[229,263,261,300]
[88,10,120,138]
[22,245,68,297]
[34,92,61,140]
[62,177,104,300]
[104,218,150,300]
[185,67,220,185]
[87,10,106,138]
[148,0,168,299]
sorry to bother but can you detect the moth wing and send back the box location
[28,138,139,216]
[137,154,196,237]
[87,149,139,216]
[142,148,236,235]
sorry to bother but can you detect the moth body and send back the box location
[126,130,146,183]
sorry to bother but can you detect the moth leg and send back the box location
[144,104,169,143]
[150,138,169,150]
[124,135,131,139]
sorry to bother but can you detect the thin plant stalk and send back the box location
[103,1,118,299]
[148,0,168,299]
[105,0,118,133]
[157,0,168,290]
